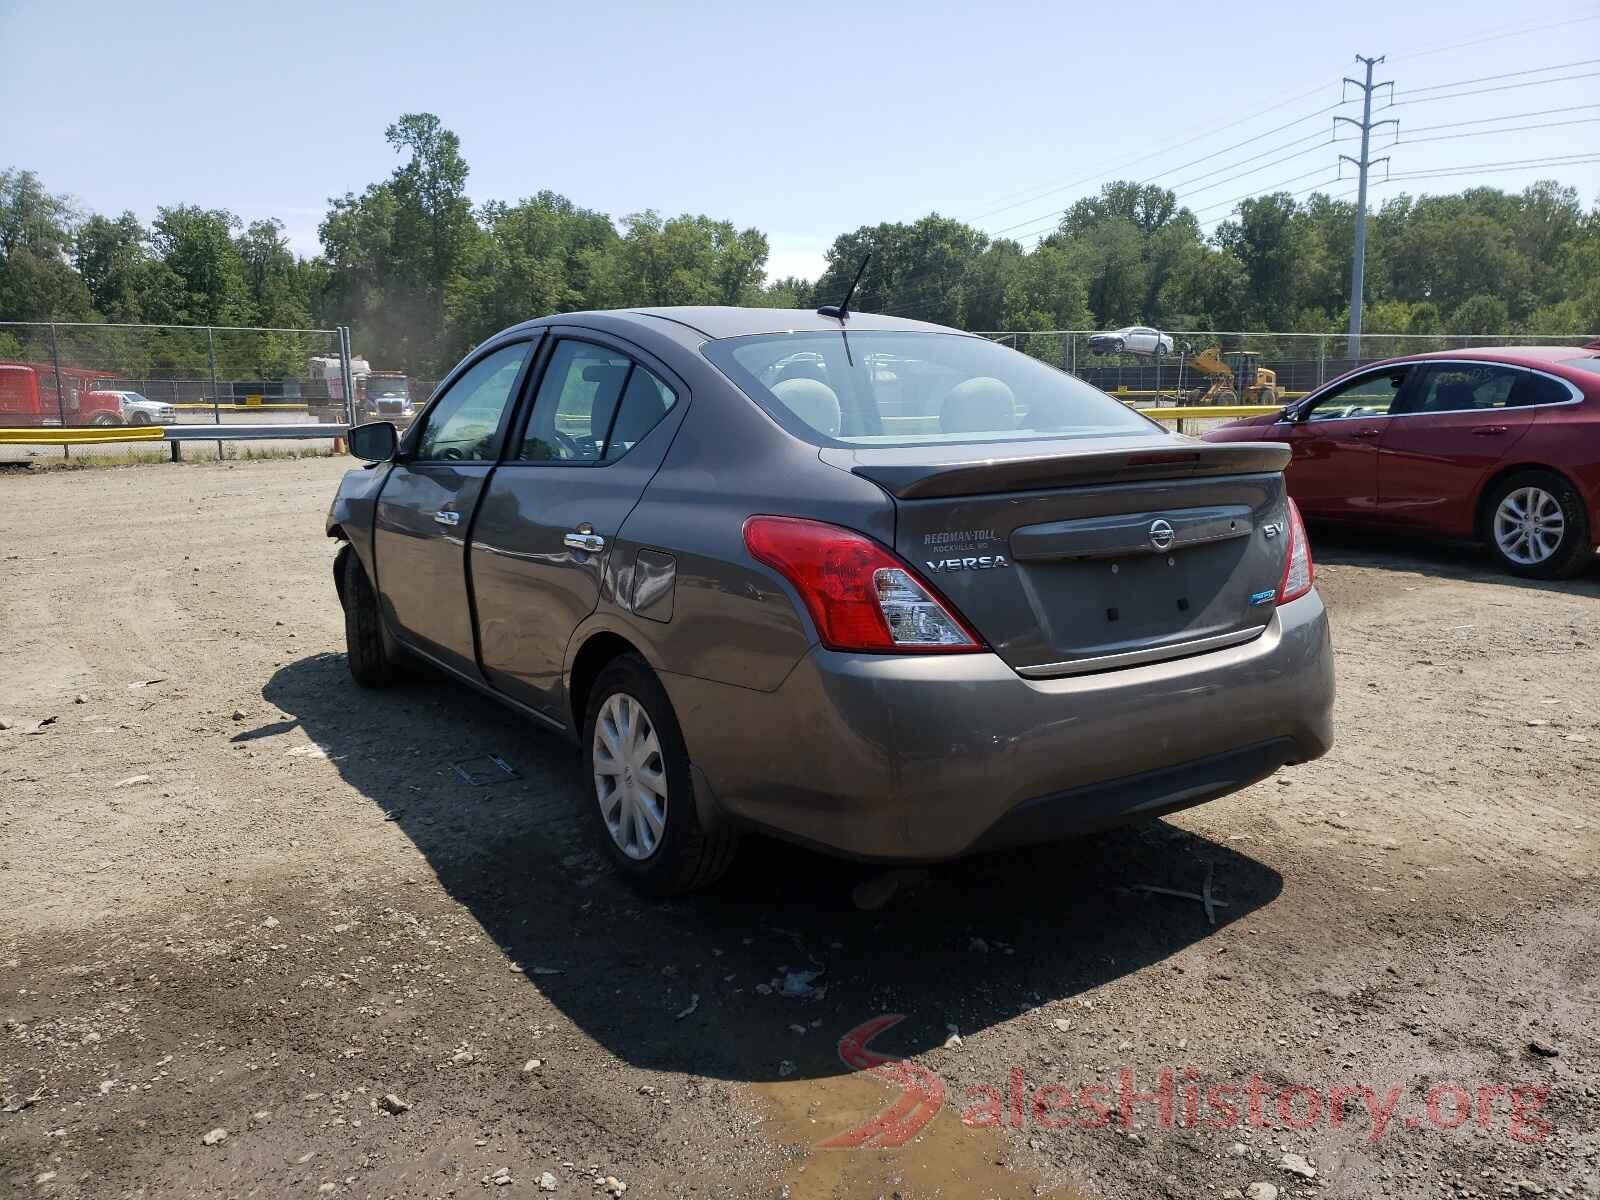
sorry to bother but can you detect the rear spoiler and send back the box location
[826,438,1291,500]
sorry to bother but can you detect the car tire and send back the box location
[129,413,151,426]
[340,547,400,687]
[1483,469,1592,580]
[92,412,120,426]
[582,654,738,896]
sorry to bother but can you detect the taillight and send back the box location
[742,516,983,654]
[1277,497,1314,604]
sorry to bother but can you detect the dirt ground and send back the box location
[1,457,1596,1200]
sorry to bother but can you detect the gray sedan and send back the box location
[329,307,1333,894]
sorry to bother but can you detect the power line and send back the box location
[1385,70,1600,107]
[1162,127,1336,192]
[983,108,1345,239]
[1188,168,1343,217]
[1388,57,1600,96]
[1383,152,1600,180]
[1398,103,1600,134]
[1388,116,1600,146]
[1389,15,1600,61]
[964,75,1352,224]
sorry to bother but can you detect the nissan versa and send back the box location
[328,307,1335,894]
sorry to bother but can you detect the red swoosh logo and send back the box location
[816,1014,946,1149]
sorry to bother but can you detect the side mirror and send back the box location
[348,421,398,462]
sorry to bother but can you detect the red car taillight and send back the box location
[742,516,984,654]
[1277,497,1314,604]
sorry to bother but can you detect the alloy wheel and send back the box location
[593,692,668,860]
[1493,486,1565,566]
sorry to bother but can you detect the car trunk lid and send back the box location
[822,435,1294,677]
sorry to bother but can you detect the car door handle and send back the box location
[563,531,606,553]
[1471,425,1509,436]
[433,510,460,527]
[1352,428,1383,439]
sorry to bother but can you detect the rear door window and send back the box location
[1404,363,1525,413]
[519,340,677,464]
[601,366,677,462]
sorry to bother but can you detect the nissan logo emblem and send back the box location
[1148,519,1176,551]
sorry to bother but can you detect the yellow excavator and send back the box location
[1181,348,1279,405]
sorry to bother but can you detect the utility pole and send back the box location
[1336,55,1396,358]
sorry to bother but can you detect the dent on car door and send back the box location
[371,339,534,676]
[1377,363,1543,533]
[1283,365,1411,519]
[470,336,688,722]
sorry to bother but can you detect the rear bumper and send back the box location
[663,589,1334,861]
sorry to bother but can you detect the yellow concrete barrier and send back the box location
[0,425,167,445]
[1133,405,1282,421]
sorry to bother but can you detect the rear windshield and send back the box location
[1557,356,1600,377]
[704,331,1157,446]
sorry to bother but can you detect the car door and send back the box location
[372,338,537,676]
[1279,364,1414,520]
[1376,361,1542,535]
[470,331,689,721]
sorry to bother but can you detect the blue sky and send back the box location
[3,0,1597,280]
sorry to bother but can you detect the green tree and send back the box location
[1451,293,1511,334]
[151,205,251,325]
[320,113,481,372]
[445,191,617,355]
[813,215,989,326]
[0,168,93,321]
[1214,194,1310,330]
[75,212,155,321]
[588,211,768,308]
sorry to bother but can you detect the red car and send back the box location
[1203,345,1600,579]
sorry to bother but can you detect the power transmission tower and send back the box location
[1337,55,1396,357]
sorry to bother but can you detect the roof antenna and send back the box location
[817,253,870,321]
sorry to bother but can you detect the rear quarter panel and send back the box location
[1533,392,1600,522]
[596,360,895,694]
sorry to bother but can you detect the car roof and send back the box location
[1398,345,1597,367]
[502,306,965,344]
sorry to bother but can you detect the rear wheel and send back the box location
[582,654,738,895]
[1213,388,1238,406]
[340,547,400,686]
[92,412,120,426]
[1484,469,1592,579]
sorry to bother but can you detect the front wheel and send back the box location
[1485,470,1592,579]
[583,654,738,895]
[340,547,401,686]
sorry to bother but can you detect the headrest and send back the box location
[771,377,842,438]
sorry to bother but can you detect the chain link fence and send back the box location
[976,330,1599,407]
[0,321,362,462]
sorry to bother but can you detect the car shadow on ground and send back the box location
[261,652,1282,1085]
[1307,523,1600,596]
